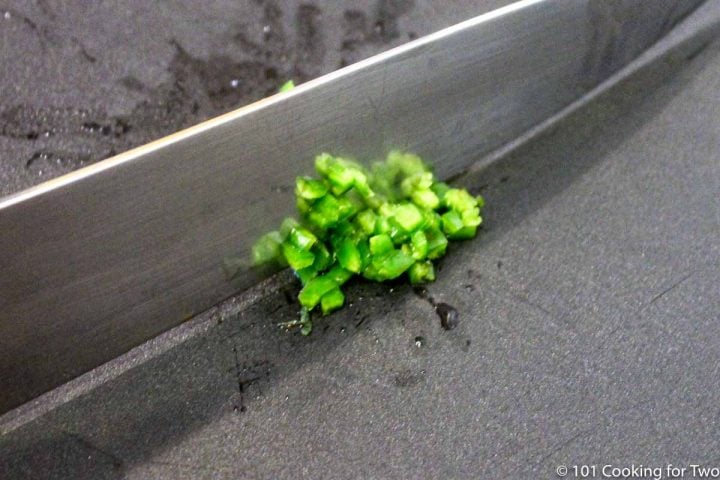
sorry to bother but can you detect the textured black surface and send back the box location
[1,1,720,479]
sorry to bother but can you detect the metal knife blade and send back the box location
[0,0,708,413]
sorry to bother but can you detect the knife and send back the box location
[0,0,713,413]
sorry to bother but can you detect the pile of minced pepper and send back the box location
[252,151,484,334]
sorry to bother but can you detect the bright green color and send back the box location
[369,234,394,255]
[335,238,362,273]
[320,288,345,315]
[364,249,415,281]
[279,80,295,92]
[296,176,328,199]
[251,231,283,265]
[298,276,338,310]
[408,260,435,285]
[249,151,485,334]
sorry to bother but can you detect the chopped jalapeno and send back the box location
[248,151,485,334]
[320,288,345,315]
[279,80,295,92]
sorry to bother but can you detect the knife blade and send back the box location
[0,0,708,413]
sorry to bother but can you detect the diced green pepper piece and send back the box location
[369,234,394,255]
[349,168,369,189]
[388,223,409,245]
[375,215,391,234]
[280,217,300,238]
[252,231,283,265]
[441,210,465,237]
[461,208,482,228]
[307,195,340,228]
[298,275,339,309]
[442,206,481,240]
[296,176,328,199]
[377,202,394,219]
[296,196,311,215]
[326,265,353,285]
[356,209,377,235]
[315,154,366,195]
[288,226,317,250]
[400,172,434,197]
[336,237,362,273]
[408,261,435,285]
[447,225,478,240]
[336,194,360,221]
[410,230,428,260]
[362,263,381,281]
[393,203,424,232]
[282,242,315,270]
[296,265,317,284]
[411,189,440,210]
[425,227,448,259]
[327,169,359,196]
[345,190,367,210]
[314,153,334,175]
[312,241,332,271]
[320,288,345,315]
[279,80,295,92]
[423,209,441,229]
[444,188,477,212]
[365,249,415,280]
[431,182,451,203]
[356,240,371,269]
[352,172,374,201]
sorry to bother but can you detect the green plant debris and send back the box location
[279,80,295,92]
[250,151,484,334]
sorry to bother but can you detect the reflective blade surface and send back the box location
[0,0,704,412]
